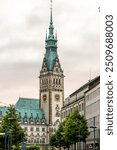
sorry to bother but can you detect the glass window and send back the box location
[79,104,81,111]
[53,78,55,84]
[61,113,63,119]
[37,138,39,143]
[42,128,45,132]
[31,138,33,143]
[30,127,34,131]
[24,127,28,131]
[36,128,39,131]
[42,138,45,143]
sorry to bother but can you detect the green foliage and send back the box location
[50,110,89,148]
[27,145,40,150]
[63,110,89,144]
[12,145,21,150]
[0,105,25,147]
[0,134,4,149]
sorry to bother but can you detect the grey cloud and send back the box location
[0,0,100,103]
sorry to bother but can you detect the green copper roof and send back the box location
[15,97,45,124]
[0,106,8,115]
[17,108,44,124]
[45,50,58,71]
[15,97,40,110]
[0,97,46,125]
[44,4,58,71]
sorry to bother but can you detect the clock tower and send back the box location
[39,1,64,126]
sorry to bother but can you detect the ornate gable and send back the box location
[53,58,63,74]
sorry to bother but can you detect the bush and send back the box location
[27,145,40,150]
[12,145,21,150]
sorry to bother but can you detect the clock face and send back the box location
[43,94,47,102]
[55,94,60,101]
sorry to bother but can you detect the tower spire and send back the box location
[49,0,54,35]
[50,0,52,23]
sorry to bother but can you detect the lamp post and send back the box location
[0,133,5,149]
[8,117,15,150]
[90,117,97,150]
[76,129,82,150]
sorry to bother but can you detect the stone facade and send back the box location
[39,2,64,130]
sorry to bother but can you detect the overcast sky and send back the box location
[0,0,99,105]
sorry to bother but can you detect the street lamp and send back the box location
[8,117,15,150]
[76,128,82,150]
[90,117,97,150]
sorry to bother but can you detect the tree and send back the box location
[50,122,70,149]
[63,110,89,144]
[50,110,89,149]
[0,105,25,148]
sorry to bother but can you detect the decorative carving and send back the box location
[41,114,46,124]
[54,119,60,126]
[55,94,60,101]
[55,105,60,117]
[43,94,47,102]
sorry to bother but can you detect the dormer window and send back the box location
[36,113,40,124]
[23,112,28,124]
[18,112,22,123]
[30,113,34,125]
[0,111,2,115]
[56,68,59,72]
[41,114,46,124]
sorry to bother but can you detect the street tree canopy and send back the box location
[50,110,89,148]
[0,105,25,147]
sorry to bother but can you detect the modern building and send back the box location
[85,77,100,150]
[61,76,100,150]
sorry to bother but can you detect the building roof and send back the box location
[0,106,8,115]
[15,97,40,110]
[0,97,46,125]
[45,51,58,71]
[70,75,100,97]
[44,3,58,71]
[15,97,45,124]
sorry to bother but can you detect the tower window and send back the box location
[56,79,58,84]
[53,78,55,84]
[59,79,61,85]
[56,68,59,72]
